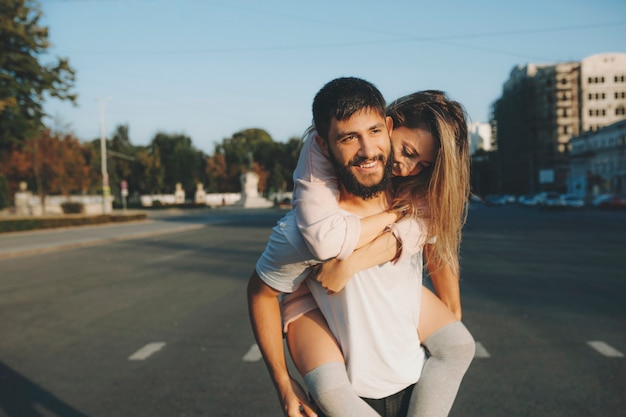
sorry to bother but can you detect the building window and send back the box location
[563,126,569,134]
[616,107,626,116]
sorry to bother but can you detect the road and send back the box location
[0,205,624,417]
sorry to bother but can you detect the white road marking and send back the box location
[129,342,167,360]
[243,343,262,362]
[587,341,624,358]
[474,342,491,358]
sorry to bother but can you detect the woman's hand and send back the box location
[310,259,353,294]
[279,376,318,417]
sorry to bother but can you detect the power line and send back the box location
[55,20,626,57]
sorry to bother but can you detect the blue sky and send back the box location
[40,0,626,154]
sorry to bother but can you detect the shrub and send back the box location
[61,201,84,214]
[0,175,8,210]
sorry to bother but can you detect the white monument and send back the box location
[235,171,273,208]
[14,181,33,216]
[195,183,207,204]
[174,183,185,204]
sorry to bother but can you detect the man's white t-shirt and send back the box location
[256,206,427,399]
[307,250,426,399]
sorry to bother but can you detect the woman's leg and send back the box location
[407,286,475,417]
[287,308,380,417]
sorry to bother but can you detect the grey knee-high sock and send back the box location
[304,362,380,417]
[408,321,476,417]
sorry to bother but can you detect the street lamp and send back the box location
[98,97,112,214]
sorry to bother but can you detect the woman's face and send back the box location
[391,126,437,177]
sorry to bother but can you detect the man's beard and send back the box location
[328,150,394,200]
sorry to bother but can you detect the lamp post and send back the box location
[98,97,112,214]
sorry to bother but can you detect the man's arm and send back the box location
[246,271,317,417]
[424,244,462,320]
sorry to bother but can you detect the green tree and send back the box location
[151,132,206,197]
[131,146,162,195]
[107,124,137,200]
[0,0,77,150]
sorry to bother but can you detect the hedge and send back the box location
[0,213,147,234]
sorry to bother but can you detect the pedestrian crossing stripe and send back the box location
[587,341,624,358]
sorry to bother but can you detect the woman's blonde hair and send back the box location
[387,91,471,275]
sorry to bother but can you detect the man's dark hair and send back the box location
[312,77,387,140]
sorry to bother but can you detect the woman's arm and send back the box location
[311,217,428,294]
[424,244,462,320]
[293,131,397,261]
[311,230,400,294]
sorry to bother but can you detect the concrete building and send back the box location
[568,118,626,198]
[491,52,626,195]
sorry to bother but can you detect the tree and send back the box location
[107,124,136,200]
[205,150,229,193]
[135,146,164,195]
[151,132,206,196]
[0,174,9,210]
[0,129,90,210]
[0,0,76,150]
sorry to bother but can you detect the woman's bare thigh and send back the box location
[418,286,458,342]
[286,308,344,377]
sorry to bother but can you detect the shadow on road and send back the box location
[0,361,90,417]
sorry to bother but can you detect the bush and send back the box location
[0,175,8,210]
[61,201,84,214]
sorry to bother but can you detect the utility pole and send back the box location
[98,97,112,214]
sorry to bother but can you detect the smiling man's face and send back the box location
[321,107,394,199]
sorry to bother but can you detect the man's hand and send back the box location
[310,260,353,294]
[279,376,318,417]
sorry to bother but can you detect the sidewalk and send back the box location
[0,217,206,259]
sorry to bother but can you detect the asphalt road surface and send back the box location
[0,205,624,417]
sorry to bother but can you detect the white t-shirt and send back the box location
[255,210,321,293]
[256,208,428,399]
[308,247,426,399]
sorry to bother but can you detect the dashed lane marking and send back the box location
[129,342,167,360]
[474,342,491,358]
[243,343,263,362]
[587,341,624,358]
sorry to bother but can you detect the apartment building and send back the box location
[568,118,626,198]
[491,52,626,195]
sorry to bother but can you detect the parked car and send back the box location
[540,192,567,209]
[597,195,626,210]
[503,194,517,204]
[562,194,585,209]
[484,194,508,206]
[591,194,615,207]
[518,194,540,207]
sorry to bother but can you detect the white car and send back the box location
[563,194,585,209]
[541,192,566,209]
